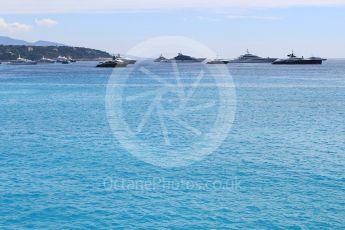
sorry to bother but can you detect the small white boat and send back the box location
[38,56,55,64]
[68,56,77,63]
[56,56,70,64]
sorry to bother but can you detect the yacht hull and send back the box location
[272,59,322,65]
[165,58,206,63]
[8,62,37,65]
[96,61,128,68]
[207,60,230,64]
[38,61,55,64]
[229,58,277,64]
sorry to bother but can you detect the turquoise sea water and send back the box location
[0,61,344,229]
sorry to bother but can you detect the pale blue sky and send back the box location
[1,3,345,58]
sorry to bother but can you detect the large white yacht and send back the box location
[8,56,37,65]
[115,54,136,64]
[229,50,277,63]
[56,56,69,64]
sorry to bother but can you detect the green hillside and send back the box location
[0,45,111,61]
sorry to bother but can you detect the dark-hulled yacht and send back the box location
[229,50,277,63]
[166,53,206,63]
[96,56,128,68]
[272,52,324,65]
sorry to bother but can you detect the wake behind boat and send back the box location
[229,50,277,63]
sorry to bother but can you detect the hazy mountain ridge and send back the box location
[0,36,65,46]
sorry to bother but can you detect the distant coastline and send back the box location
[0,45,111,61]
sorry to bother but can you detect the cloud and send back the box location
[35,18,58,27]
[1,0,345,14]
[0,17,32,33]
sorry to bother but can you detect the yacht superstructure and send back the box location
[229,50,277,63]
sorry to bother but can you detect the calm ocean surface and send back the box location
[0,61,344,229]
